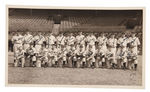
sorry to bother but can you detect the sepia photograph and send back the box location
[6,6,145,88]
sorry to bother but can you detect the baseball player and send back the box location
[26,44,37,67]
[127,49,138,70]
[86,45,96,68]
[76,32,86,50]
[117,33,128,68]
[47,45,55,67]
[127,33,140,70]
[33,32,45,53]
[52,45,59,67]
[67,45,78,68]
[45,32,56,49]
[105,48,114,69]
[76,45,86,68]
[62,46,68,67]
[86,33,97,51]
[66,33,76,51]
[23,31,33,51]
[56,33,66,49]
[12,32,24,54]
[107,34,117,69]
[39,46,49,68]
[96,33,108,68]
[117,48,128,70]
[14,46,25,67]
[23,31,33,58]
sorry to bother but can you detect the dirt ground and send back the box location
[7,52,143,86]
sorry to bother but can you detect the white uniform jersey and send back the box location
[40,48,49,62]
[34,35,45,45]
[86,35,96,46]
[107,38,117,63]
[27,47,36,55]
[46,35,56,45]
[86,48,96,62]
[23,34,33,51]
[97,36,107,46]
[57,35,66,45]
[12,35,24,53]
[66,36,76,45]
[107,38,117,48]
[128,37,140,55]
[97,36,107,54]
[117,37,128,55]
[117,37,128,47]
[117,49,127,63]
[76,35,85,45]
[128,37,140,47]
[14,49,25,60]
[12,35,24,44]
[58,48,67,61]
[23,34,33,44]
[77,47,86,56]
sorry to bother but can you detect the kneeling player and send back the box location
[96,47,106,68]
[39,46,49,68]
[106,48,115,69]
[76,45,86,68]
[86,45,96,68]
[117,49,127,70]
[127,49,138,70]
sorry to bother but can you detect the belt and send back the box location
[24,43,30,44]
[14,43,22,44]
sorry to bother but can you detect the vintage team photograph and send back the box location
[6,6,145,88]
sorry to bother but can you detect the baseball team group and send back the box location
[9,31,141,70]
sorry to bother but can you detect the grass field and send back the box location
[7,52,143,86]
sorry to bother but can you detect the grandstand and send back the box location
[9,9,142,34]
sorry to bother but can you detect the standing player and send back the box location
[128,33,140,70]
[86,33,97,51]
[56,33,66,49]
[76,32,86,50]
[34,32,45,54]
[12,32,24,54]
[45,32,56,49]
[14,46,25,67]
[117,33,128,68]
[96,33,107,68]
[107,34,117,69]
[66,33,76,51]
[23,31,33,57]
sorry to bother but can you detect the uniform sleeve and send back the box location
[117,38,120,44]
[94,36,96,42]
[136,38,140,45]
[42,36,46,42]
[11,37,15,43]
